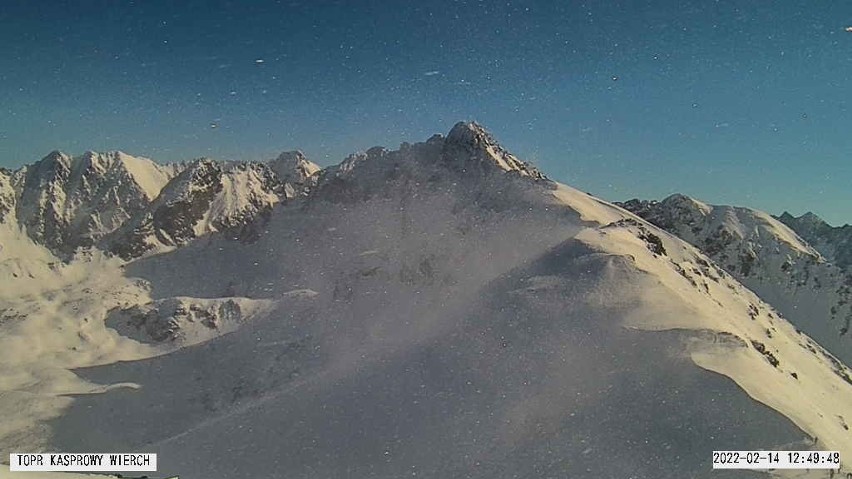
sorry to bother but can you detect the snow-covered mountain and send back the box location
[2,123,852,478]
[101,159,276,259]
[619,194,852,367]
[13,151,177,258]
[440,121,546,178]
[778,211,852,271]
[267,150,320,198]
[0,150,321,260]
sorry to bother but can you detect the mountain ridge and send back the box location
[3,121,550,260]
[0,149,322,260]
[3,123,852,478]
[619,194,852,367]
[777,210,852,271]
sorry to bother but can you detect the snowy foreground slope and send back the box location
[2,123,852,479]
[620,195,852,368]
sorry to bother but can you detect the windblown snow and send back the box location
[1,122,850,479]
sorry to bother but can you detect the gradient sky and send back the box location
[1,0,851,224]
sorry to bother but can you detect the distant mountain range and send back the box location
[777,211,852,270]
[0,149,319,260]
[2,122,851,478]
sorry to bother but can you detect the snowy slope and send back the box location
[0,233,269,459]
[0,157,282,460]
[0,249,158,456]
[8,123,845,479]
[779,211,852,271]
[619,195,852,367]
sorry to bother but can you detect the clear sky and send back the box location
[1,0,851,224]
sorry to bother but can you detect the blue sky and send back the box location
[1,0,851,224]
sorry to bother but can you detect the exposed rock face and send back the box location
[0,168,15,222]
[105,296,273,347]
[101,159,292,259]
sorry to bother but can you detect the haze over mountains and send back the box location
[1,123,851,479]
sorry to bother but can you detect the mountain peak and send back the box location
[778,211,828,227]
[35,150,72,172]
[272,150,307,166]
[776,211,832,233]
[80,150,131,161]
[268,150,321,185]
[41,150,69,161]
[799,211,826,224]
[661,193,693,203]
[660,193,713,215]
[445,121,492,146]
[441,121,545,179]
[779,210,852,269]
